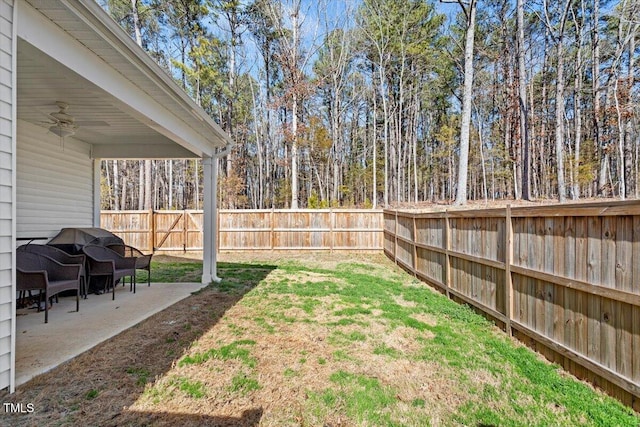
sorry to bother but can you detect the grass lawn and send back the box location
[2,253,638,426]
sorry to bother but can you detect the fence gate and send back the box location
[153,210,202,251]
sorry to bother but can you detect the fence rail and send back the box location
[101,209,384,252]
[384,200,640,410]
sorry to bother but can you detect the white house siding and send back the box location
[0,0,15,392]
[16,120,93,238]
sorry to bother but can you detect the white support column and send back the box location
[202,156,221,284]
[202,156,213,284]
[211,155,220,282]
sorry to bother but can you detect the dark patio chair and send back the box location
[18,244,88,299]
[16,251,81,323]
[82,245,137,300]
[106,243,152,286]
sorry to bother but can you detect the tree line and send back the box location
[99,0,639,210]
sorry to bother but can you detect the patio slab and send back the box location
[15,281,207,387]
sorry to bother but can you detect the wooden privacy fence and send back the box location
[219,209,383,251]
[384,201,640,410]
[101,209,384,252]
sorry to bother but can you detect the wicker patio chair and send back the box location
[106,243,152,286]
[18,244,88,299]
[16,251,81,323]
[82,245,137,300]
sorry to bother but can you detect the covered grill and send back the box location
[47,227,124,254]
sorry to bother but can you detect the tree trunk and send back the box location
[372,84,378,208]
[168,160,173,209]
[517,0,530,200]
[104,161,112,209]
[291,91,299,209]
[412,91,419,203]
[138,162,144,210]
[249,78,264,209]
[113,161,120,211]
[454,0,476,206]
[477,110,489,202]
[144,160,152,209]
[529,78,538,198]
[130,0,142,46]
[380,66,389,207]
[624,21,636,197]
[571,2,585,200]
[593,0,607,196]
[120,169,127,210]
[540,31,549,198]
[554,41,567,203]
[544,0,573,203]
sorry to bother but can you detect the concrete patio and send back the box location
[15,281,207,387]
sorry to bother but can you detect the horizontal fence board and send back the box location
[383,200,640,408]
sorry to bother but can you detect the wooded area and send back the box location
[384,201,640,410]
[98,0,639,209]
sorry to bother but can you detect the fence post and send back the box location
[330,208,334,253]
[181,210,186,252]
[412,213,418,277]
[148,209,154,253]
[394,210,399,265]
[505,204,513,335]
[270,208,275,250]
[444,210,451,298]
[379,211,384,251]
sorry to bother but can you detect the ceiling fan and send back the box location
[44,101,109,138]
[47,102,77,137]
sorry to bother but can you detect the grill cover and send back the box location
[47,227,124,254]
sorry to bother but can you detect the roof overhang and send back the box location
[16,0,232,159]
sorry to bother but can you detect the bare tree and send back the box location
[442,0,477,206]
[359,0,392,207]
[593,0,607,196]
[517,0,530,200]
[267,0,319,208]
[570,0,587,200]
[315,4,356,206]
[542,0,573,202]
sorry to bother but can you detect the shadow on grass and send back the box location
[1,262,276,427]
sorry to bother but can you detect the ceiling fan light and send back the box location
[49,123,75,138]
